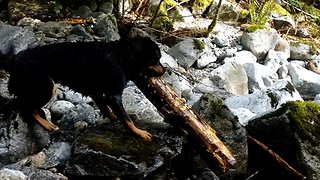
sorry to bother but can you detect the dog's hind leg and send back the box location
[106,95,152,141]
[92,96,117,121]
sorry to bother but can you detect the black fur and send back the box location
[1,37,165,138]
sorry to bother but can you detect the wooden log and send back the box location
[134,76,236,172]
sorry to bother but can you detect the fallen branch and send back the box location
[248,136,306,179]
[134,76,236,172]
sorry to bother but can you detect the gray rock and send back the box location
[274,37,290,59]
[64,122,182,178]
[223,50,257,65]
[123,85,163,123]
[0,168,28,180]
[210,62,248,96]
[192,93,248,179]
[264,49,289,73]
[225,80,302,125]
[287,61,320,100]
[59,103,100,129]
[50,100,75,120]
[0,113,50,165]
[290,43,316,60]
[167,38,202,68]
[244,62,278,93]
[93,13,120,41]
[241,28,279,61]
[246,101,320,180]
[0,22,37,54]
[43,142,72,169]
[37,21,72,39]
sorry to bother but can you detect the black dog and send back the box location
[3,37,165,141]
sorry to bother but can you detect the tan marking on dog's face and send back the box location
[147,64,165,76]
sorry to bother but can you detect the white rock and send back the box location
[224,50,257,65]
[160,51,178,68]
[244,63,278,93]
[210,62,248,95]
[50,100,75,119]
[167,38,201,68]
[288,62,320,99]
[290,43,316,60]
[241,28,279,61]
[264,49,289,73]
[0,168,28,180]
[224,80,302,125]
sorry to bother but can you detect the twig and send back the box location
[248,136,306,179]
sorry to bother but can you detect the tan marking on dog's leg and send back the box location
[124,119,152,141]
[106,105,117,121]
[32,110,59,132]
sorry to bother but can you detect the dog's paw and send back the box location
[133,128,152,141]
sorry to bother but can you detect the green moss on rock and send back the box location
[77,132,161,162]
[193,38,205,50]
[284,101,320,146]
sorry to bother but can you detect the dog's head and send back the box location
[121,37,165,79]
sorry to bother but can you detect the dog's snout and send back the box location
[147,64,165,76]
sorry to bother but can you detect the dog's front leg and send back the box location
[106,95,152,141]
[32,109,59,132]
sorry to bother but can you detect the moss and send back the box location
[193,38,205,50]
[192,0,213,14]
[245,24,269,32]
[152,15,173,31]
[78,132,161,162]
[239,9,249,20]
[272,3,292,17]
[283,101,320,146]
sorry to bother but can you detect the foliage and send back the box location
[284,101,320,146]
[248,0,276,27]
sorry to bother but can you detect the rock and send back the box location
[223,50,257,65]
[37,21,72,39]
[167,38,202,68]
[214,47,237,61]
[290,43,316,60]
[0,113,50,165]
[264,49,289,73]
[0,21,37,54]
[160,51,178,69]
[287,61,320,100]
[64,122,182,178]
[42,142,72,169]
[59,103,100,130]
[192,93,248,179]
[0,168,28,180]
[123,85,164,123]
[246,101,320,180]
[72,6,94,18]
[162,70,193,98]
[210,62,248,96]
[244,62,278,93]
[17,17,42,28]
[50,100,75,120]
[206,0,245,22]
[69,25,94,41]
[74,121,88,132]
[57,86,93,104]
[225,80,303,125]
[93,13,120,41]
[274,37,290,59]
[241,28,279,61]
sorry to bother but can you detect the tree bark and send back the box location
[134,76,236,172]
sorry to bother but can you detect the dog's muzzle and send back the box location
[146,64,165,77]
